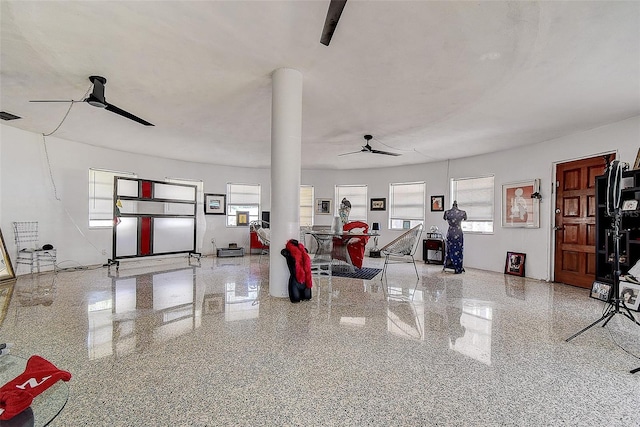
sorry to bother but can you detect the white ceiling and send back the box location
[1,1,638,170]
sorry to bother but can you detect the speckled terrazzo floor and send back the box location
[1,255,639,426]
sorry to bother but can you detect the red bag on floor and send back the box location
[0,355,71,420]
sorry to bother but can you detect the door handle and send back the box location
[554,226,564,231]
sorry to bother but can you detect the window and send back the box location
[389,182,425,230]
[165,178,203,213]
[89,168,136,228]
[450,175,494,233]
[300,185,314,227]
[164,178,205,217]
[227,183,261,226]
[335,185,367,222]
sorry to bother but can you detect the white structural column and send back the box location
[270,68,303,297]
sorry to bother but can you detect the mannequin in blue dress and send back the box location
[443,200,467,273]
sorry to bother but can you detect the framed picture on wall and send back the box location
[502,179,540,228]
[504,251,526,277]
[204,193,226,215]
[370,198,386,211]
[430,195,444,212]
[315,199,332,215]
[236,211,250,226]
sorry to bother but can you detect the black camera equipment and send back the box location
[565,159,640,374]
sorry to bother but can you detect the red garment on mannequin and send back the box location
[285,240,313,288]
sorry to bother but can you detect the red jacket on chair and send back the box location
[332,221,369,269]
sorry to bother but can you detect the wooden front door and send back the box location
[554,155,611,288]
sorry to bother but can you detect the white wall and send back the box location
[0,125,269,272]
[2,116,638,278]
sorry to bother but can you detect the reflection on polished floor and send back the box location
[1,255,639,426]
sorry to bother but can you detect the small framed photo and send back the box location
[430,195,444,212]
[370,198,386,211]
[620,282,640,311]
[403,220,411,229]
[204,193,226,215]
[236,211,250,226]
[622,199,638,211]
[504,251,526,277]
[315,199,332,215]
[590,281,612,302]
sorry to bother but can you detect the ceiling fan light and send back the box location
[87,97,107,108]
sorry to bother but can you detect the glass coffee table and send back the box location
[0,355,69,427]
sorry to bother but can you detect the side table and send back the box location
[423,238,445,265]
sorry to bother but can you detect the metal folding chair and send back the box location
[380,224,423,279]
[12,222,57,274]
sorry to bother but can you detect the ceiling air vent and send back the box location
[0,111,21,121]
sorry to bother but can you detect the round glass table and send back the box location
[0,355,69,427]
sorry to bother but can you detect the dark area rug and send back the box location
[331,267,382,280]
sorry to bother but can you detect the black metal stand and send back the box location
[566,209,640,373]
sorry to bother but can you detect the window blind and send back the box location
[451,175,494,233]
[300,185,314,227]
[335,185,367,222]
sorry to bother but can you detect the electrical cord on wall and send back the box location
[42,101,74,137]
[40,133,104,257]
[40,85,92,200]
[33,85,108,270]
[43,84,91,137]
[41,134,60,201]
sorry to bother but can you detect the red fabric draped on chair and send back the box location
[332,221,370,269]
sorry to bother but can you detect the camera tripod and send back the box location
[566,213,639,341]
[565,160,640,373]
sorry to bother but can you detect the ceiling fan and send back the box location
[320,0,347,46]
[30,76,154,126]
[339,135,401,157]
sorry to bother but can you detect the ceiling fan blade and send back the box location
[320,0,347,46]
[370,149,401,156]
[338,149,365,156]
[30,100,76,103]
[104,103,154,126]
